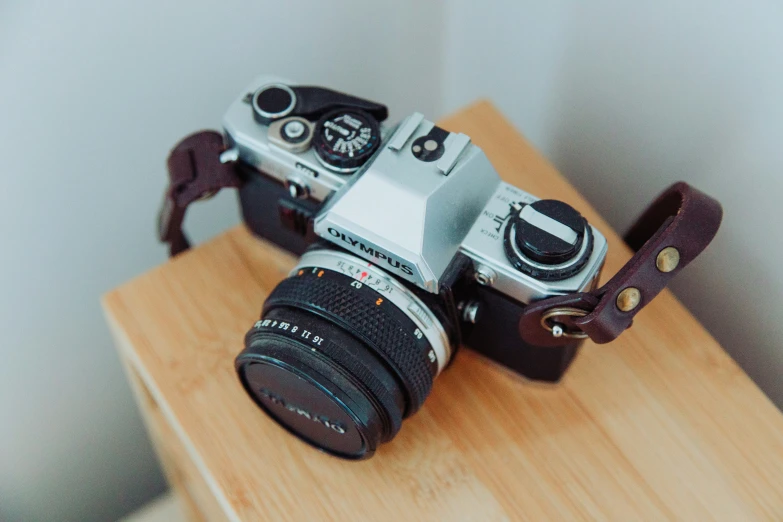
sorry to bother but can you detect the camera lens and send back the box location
[236,249,453,459]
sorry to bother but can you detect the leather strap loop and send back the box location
[519,182,722,346]
[158,131,242,256]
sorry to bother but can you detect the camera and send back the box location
[160,75,721,460]
[219,75,607,458]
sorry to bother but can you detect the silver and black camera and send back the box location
[161,75,720,459]
[188,75,606,458]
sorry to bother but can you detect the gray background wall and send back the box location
[0,1,779,520]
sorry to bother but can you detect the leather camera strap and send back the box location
[518,182,723,347]
[158,131,242,256]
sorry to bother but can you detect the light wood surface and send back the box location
[103,101,783,521]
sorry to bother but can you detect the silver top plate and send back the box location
[225,76,608,305]
[314,113,500,292]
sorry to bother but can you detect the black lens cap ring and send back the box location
[237,350,373,459]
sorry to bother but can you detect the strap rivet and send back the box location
[616,287,641,312]
[656,246,680,273]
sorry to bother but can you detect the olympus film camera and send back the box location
[216,76,607,458]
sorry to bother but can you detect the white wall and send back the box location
[0,1,443,520]
[442,1,782,407]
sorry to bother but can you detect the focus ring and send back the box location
[263,272,433,414]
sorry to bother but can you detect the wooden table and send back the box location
[103,102,783,521]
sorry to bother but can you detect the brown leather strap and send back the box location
[158,131,242,256]
[519,182,722,347]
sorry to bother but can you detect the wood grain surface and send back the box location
[103,101,783,521]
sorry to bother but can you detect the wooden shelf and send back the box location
[103,101,783,521]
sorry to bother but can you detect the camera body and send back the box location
[222,75,609,458]
[228,74,609,378]
[227,75,606,382]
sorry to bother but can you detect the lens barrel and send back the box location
[236,253,451,459]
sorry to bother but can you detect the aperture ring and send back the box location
[295,249,452,375]
[263,270,434,415]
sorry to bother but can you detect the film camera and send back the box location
[158,75,721,459]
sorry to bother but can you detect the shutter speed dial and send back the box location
[503,199,594,281]
[312,109,381,173]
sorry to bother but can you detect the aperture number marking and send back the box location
[255,319,324,346]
